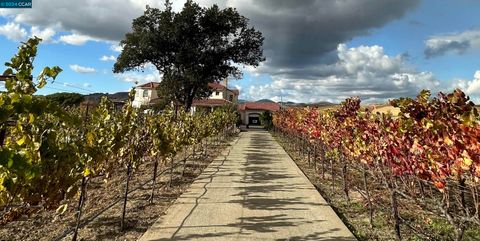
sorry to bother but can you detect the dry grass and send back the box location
[371,105,400,116]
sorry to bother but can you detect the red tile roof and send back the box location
[137,82,160,89]
[208,82,239,95]
[192,99,230,107]
[208,82,226,90]
[239,102,281,112]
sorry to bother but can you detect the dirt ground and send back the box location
[0,137,235,241]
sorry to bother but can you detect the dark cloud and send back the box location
[2,0,419,65]
[424,29,480,58]
[229,0,420,68]
[425,40,470,58]
[1,0,425,103]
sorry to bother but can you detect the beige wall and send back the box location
[132,88,159,108]
[209,90,224,100]
[209,89,238,103]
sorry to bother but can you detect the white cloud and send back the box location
[69,64,97,73]
[234,84,242,92]
[246,44,439,103]
[452,71,480,103]
[59,33,96,45]
[425,29,480,58]
[114,64,161,84]
[30,26,55,42]
[83,83,92,88]
[110,44,123,53]
[0,22,27,41]
[100,55,116,62]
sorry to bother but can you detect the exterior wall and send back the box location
[226,90,238,103]
[242,110,265,124]
[208,89,237,102]
[209,91,224,100]
[132,88,159,108]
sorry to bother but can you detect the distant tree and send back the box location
[46,92,84,107]
[114,0,265,111]
[260,110,273,130]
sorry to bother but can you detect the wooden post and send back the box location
[121,164,132,230]
[72,177,87,241]
[149,160,159,204]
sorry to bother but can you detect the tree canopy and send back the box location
[45,92,84,107]
[114,0,265,110]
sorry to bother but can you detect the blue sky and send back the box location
[1,0,479,103]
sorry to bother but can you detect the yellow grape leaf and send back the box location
[86,132,94,146]
[28,113,35,123]
[16,136,26,146]
[444,136,454,146]
[83,168,91,177]
[463,157,473,167]
[55,204,68,214]
[425,121,433,129]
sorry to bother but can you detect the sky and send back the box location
[0,0,480,103]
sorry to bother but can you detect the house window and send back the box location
[229,95,233,101]
[215,91,220,96]
[143,90,149,97]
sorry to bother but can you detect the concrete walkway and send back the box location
[139,130,356,241]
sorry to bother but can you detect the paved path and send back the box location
[139,130,356,241]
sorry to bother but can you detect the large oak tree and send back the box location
[114,0,265,110]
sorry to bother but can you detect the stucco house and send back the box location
[132,82,162,108]
[238,102,281,125]
[191,81,239,112]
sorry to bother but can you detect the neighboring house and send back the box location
[238,102,281,125]
[191,81,240,112]
[132,82,161,108]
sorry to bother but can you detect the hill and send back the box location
[84,92,129,103]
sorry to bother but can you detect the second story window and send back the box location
[143,90,149,97]
[215,91,220,96]
[229,95,233,101]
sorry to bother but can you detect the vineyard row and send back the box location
[273,90,480,241]
[0,38,238,240]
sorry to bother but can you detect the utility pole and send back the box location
[224,78,228,101]
[280,95,283,109]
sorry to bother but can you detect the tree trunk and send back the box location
[363,165,374,228]
[342,160,350,201]
[330,159,335,192]
[182,148,188,176]
[169,157,174,188]
[72,177,87,241]
[121,164,132,231]
[390,183,401,241]
[0,128,6,147]
[149,160,159,204]
[307,143,311,166]
[459,178,469,216]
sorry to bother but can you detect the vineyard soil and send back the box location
[0,138,234,241]
[273,132,480,241]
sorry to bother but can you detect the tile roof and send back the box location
[137,82,161,89]
[239,102,281,112]
[192,99,231,106]
[208,82,239,95]
[208,82,227,90]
